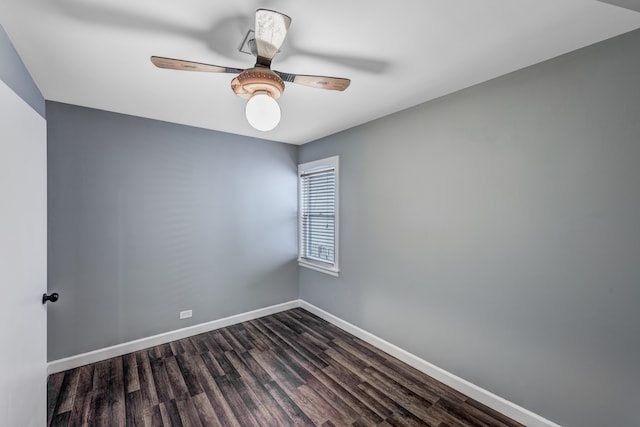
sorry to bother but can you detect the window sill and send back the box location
[298,260,339,277]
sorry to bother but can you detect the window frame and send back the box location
[297,156,339,277]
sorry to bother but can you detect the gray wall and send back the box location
[299,29,640,427]
[0,25,45,117]
[47,102,299,360]
[598,0,640,13]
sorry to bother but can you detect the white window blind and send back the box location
[298,156,339,276]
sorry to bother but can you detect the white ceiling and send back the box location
[1,1,639,145]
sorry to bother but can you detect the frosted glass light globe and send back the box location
[245,92,281,131]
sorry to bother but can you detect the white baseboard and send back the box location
[47,298,559,426]
[299,300,561,427]
[47,300,301,375]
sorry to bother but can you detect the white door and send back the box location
[0,81,47,426]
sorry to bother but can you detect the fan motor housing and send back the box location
[232,67,284,100]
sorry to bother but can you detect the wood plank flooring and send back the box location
[47,308,524,427]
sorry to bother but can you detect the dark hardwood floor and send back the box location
[47,308,524,427]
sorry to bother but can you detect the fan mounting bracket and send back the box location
[239,30,256,56]
[239,29,283,59]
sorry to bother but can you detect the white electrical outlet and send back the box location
[179,310,192,319]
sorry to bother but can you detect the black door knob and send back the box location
[42,293,59,304]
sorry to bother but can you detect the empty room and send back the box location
[1,1,639,426]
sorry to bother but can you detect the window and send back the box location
[298,156,339,276]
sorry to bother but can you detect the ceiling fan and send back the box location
[151,9,351,131]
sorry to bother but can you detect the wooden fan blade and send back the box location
[151,56,244,74]
[254,9,291,64]
[275,71,351,91]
